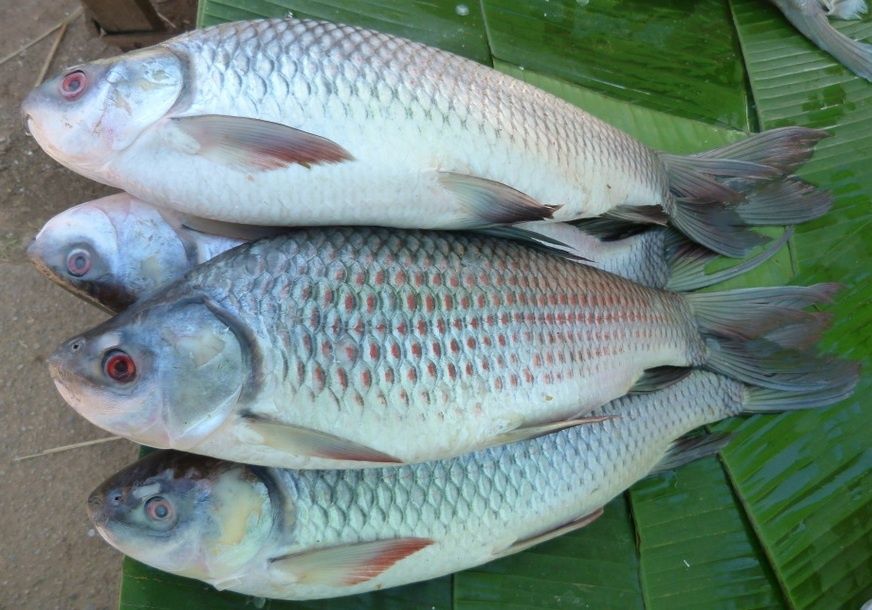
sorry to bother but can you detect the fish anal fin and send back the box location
[486,415,614,449]
[170,115,353,172]
[496,508,604,558]
[629,366,692,393]
[242,415,403,464]
[270,538,433,586]
[649,433,732,475]
[438,172,559,225]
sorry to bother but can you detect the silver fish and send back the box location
[27,195,787,312]
[86,370,856,600]
[771,0,872,82]
[21,18,831,257]
[48,227,841,469]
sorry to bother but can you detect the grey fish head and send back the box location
[48,294,248,449]
[21,46,184,175]
[88,450,275,582]
[27,194,193,312]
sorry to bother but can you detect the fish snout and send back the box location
[47,337,87,377]
[86,488,105,525]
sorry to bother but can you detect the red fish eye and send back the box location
[66,248,91,277]
[144,496,174,522]
[60,70,87,100]
[103,349,136,383]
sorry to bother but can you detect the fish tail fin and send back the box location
[826,0,868,20]
[742,361,860,412]
[776,0,872,81]
[659,127,831,257]
[664,226,792,292]
[685,283,849,391]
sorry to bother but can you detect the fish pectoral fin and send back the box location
[604,204,670,225]
[438,172,560,226]
[649,432,732,475]
[169,115,354,171]
[241,415,404,463]
[269,538,434,586]
[629,366,692,393]
[485,415,613,449]
[495,508,604,558]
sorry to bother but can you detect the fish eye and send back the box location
[60,70,87,100]
[66,248,91,277]
[144,496,174,523]
[102,349,136,383]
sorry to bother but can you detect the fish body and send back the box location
[87,369,856,600]
[27,195,784,312]
[86,372,747,599]
[771,0,872,82]
[22,18,830,256]
[49,227,837,469]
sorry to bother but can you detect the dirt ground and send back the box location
[0,3,154,608]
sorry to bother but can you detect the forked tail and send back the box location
[685,283,856,392]
[659,127,832,257]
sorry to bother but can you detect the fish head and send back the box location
[21,47,184,175]
[88,450,275,581]
[47,296,249,449]
[27,194,190,312]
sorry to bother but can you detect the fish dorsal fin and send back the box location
[241,415,403,464]
[269,538,434,586]
[572,217,655,241]
[477,224,592,263]
[485,415,614,449]
[179,214,288,241]
[629,366,692,393]
[495,508,604,558]
[603,204,670,225]
[649,432,732,475]
[438,172,560,225]
[170,115,354,171]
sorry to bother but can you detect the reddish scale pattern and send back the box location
[200,228,702,428]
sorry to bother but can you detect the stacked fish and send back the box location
[21,17,857,601]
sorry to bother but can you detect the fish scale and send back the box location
[169,227,702,465]
[88,372,766,600]
[51,224,840,468]
[123,17,667,225]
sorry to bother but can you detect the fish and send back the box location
[771,0,872,82]
[86,370,857,600]
[48,227,845,469]
[27,194,788,312]
[21,17,832,257]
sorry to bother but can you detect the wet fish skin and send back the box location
[86,371,753,600]
[21,18,829,257]
[48,227,837,469]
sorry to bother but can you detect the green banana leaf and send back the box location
[119,1,872,608]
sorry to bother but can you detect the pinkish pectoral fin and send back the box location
[438,172,560,226]
[495,508,604,558]
[170,115,353,171]
[241,416,404,464]
[269,538,434,586]
[485,415,614,449]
